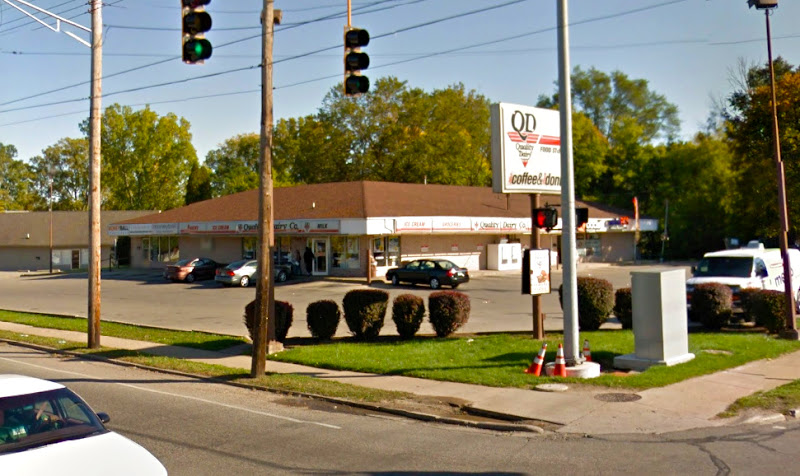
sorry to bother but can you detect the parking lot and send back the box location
[0,263,690,339]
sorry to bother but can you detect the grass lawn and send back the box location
[0,330,406,403]
[268,331,800,390]
[0,310,247,351]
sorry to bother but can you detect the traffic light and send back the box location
[533,208,558,230]
[344,27,370,96]
[748,0,777,9]
[575,207,589,228]
[182,0,212,64]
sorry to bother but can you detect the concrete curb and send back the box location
[0,337,545,434]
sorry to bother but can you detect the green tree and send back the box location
[274,77,492,186]
[205,133,261,196]
[28,138,89,211]
[723,58,800,243]
[185,161,213,204]
[0,143,36,210]
[82,104,196,210]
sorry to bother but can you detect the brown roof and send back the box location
[115,181,637,225]
[0,210,155,247]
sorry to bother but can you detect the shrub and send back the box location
[737,288,761,322]
[391,294,426,339]
[558,277,614,331]
[690,283,732,330]
[243,299,293,343]
[306,300,341,340]
[428,291,471,337]
[749,290,788,334]
[342,289,389,340]
[614,287,633,330]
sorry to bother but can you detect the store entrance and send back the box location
[311,238,329,275]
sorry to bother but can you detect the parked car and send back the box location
[215,257,293,287]
[164,257,220,283]
[385,259,470,289]
[0,374,166,476]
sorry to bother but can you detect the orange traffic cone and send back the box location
[582,339,591,362]
[552,343,567,377]
[525,343,547,376]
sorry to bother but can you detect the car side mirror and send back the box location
[96,412,111,424]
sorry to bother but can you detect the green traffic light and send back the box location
[183,38,212,63]
[344,74,370,95]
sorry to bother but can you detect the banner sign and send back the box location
[491,102,562,194]
[528,248,552,295]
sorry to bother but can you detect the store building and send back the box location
[0,210,155,271]
[109,181,657,277]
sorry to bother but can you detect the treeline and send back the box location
[1,59,798,259]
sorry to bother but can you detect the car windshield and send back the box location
[1,388,107,455]
[175,258,195,266]
[693,257,754,278]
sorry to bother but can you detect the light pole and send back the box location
[748,0,797,339]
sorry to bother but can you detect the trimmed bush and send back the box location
[428,291,471,337]
[690,283,733,330]
[558,277,614,331]
[243,299,293,343]
[342,289,389,340]
[614,287,633,330]
[749,290,788,334]
[306,300,341,340]
[392,294,426,339]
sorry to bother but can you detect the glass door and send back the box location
[312,238,329,275]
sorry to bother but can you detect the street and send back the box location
[1,342,798,475]
[0,263,689,339]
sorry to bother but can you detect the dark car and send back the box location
[164,257,220,283]
[385,259,470,289]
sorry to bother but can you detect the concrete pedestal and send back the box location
[614,269,694,371]
[544,361,601,378]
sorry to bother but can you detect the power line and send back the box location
[1,0,691,121]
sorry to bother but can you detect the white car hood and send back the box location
[1,431,167,476]
[686,276,759,288]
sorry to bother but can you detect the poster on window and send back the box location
[528,249,551,295]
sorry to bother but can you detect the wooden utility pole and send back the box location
[530,193,544,340]
[88,0,102,349]
[252,0,282,377]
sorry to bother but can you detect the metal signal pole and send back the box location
[252,0,283,377]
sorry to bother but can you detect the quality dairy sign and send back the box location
[491,103,561,194]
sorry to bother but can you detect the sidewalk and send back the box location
[0,320,797,435]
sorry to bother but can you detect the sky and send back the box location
[1,0,799,165]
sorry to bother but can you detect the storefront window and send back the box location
[331,236,360,269]
[158,236,179,262]
[142,237,151,262]
[242,237,257,259]
[577,234,601,257]
[372,236,400,267]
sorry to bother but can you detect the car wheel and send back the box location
[185,273,196,283]
[276,271,287,283]
[391,275,400,286]
[240,275,250,287]
[451,283,459,289]
[430,277,441,289]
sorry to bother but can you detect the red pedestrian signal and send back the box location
[533,208,558,230]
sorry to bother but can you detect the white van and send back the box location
[686,242,800,310]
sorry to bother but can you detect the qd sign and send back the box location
[490,103,562,194]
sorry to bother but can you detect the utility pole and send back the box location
[252,0,283,377]
[88,0,103,349]
[1,0,100,347]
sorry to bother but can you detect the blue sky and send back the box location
[1,0,799,164]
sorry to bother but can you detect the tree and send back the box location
[274,77,492,186]
[82,104,197,210]
[185,161,213,204]
[0,143,36,210]
[205,133,261,196]
[723,58,800,243]
[28,138,89,211]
